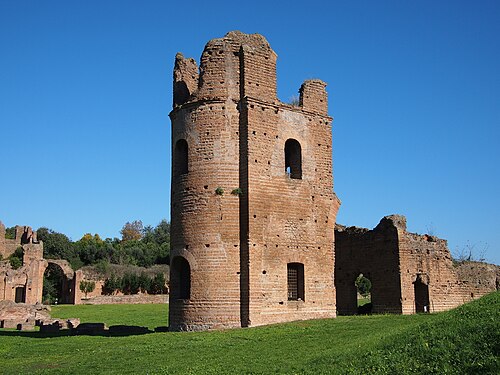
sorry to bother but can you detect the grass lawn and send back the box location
[50,303,168,330]
[357,296,371,307]
[0,292,498,374]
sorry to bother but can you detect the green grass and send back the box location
[0,292,498,374]
[357,296,371,307]
[50,303,168,329]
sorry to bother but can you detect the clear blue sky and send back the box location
[1,1,499,264]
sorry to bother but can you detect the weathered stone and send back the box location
[0,300,51,329]
[169,31,339,331]
[335,215,499,315]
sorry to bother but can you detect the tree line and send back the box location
[34,220,170,270]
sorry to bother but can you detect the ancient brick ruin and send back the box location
[169,31,340,330]
[0,222,47,305]
[335,215,499,315]
[168,31,498,331]
[1,221,169,315]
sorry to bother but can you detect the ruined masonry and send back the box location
[168,31,498,331]
[335,215,499,315]
[169,31,340,330]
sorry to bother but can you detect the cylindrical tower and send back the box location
[169,32,265,330]
[169,31,339,330]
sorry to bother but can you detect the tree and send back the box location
[453,241,488,264]
[138,272,152,293]
[153,220,170,245]
[79,280,96,299]
[149,273,167,295]
[120,220,144,242]
[8,247,24,269]
[37,227,80,268]
[355,273,372,297]
[103,274,120,295]
[121,272,140,295]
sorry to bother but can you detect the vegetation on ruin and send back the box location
[0,292,498,374]
[8,246,23,269]
[4,226,16,239]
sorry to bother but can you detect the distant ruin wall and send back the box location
[1,223,47,305]
[335,215,498,315]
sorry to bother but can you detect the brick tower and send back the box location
[169,31,340,331]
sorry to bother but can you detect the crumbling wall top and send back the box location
[375,214,407,231]
[209,30,271,51]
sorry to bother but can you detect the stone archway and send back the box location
[42,260,75,304]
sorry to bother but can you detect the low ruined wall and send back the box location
[335,218,403,315]
[336,215,499,316]
[81,294,168,305]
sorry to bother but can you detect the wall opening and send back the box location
[174,139,189,176]
[355,273,372,314]
[287,263,304,300]
[414,277,429,313]
[14,286,26,303]
[171,256,191,300]
[43,263,69,304]
[284,139,302,179]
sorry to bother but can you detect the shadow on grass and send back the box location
[0,324,169,338]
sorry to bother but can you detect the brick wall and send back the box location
[169,31,339,330]
[335,215,498,315]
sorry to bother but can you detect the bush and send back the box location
[138,272,152,293]
[148,273,167,295]
[79,280,96,298]
[121,272,140,295]
[8,247,24,269]
[355,274,372,297]
[103,274,120,295]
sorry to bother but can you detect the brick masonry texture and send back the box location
[169,31,339,331]
[335,215,499,315]
[168,31,498,331]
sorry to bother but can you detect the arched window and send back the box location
[284,139,302,179]
[171,256,191,300]
[174,139,188,176]
[287,263,304,301]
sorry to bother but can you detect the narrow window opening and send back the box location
[284,139,302,179]
[174,139,188,176]
[287,263,304,301]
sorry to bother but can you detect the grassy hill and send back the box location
[0,292,498,374]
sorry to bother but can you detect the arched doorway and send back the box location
[43,261,75,304]
[414,275,430,313]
